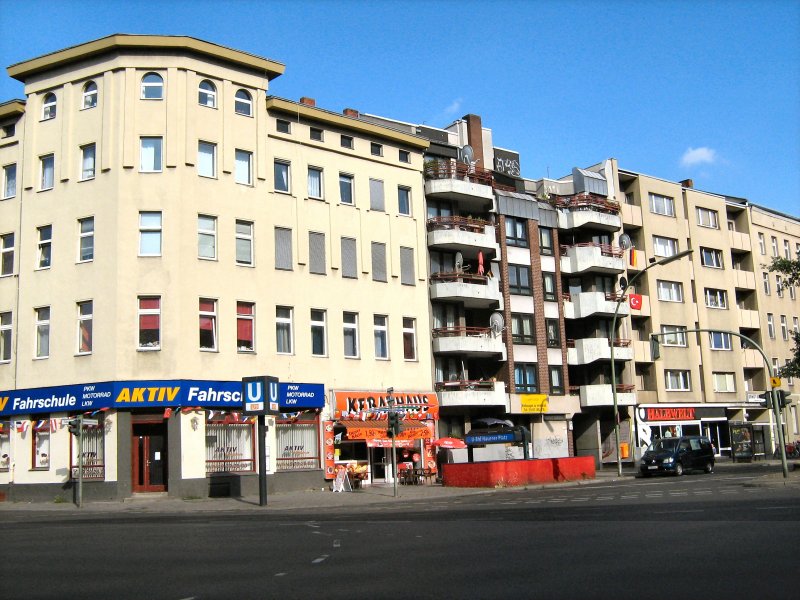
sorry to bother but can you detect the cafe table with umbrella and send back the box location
[431,437,468,449]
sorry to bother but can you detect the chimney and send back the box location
[299,97,316,107]
[680,178,694,188]
[464,114,484,167]
[343,108,359,118]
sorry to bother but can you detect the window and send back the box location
[713,372,735,393]
[709,331,732,350]
[369,178,385,211]
[34,306,50,358]
[234,89,252,116]
[33,421,50,469]
[515,364,538,393]
[1,233,14,276]
[777,275,784,298]
[138,296,161,350]
[140,137,163,172]
[511,313,535,345]
[371,242,387,282]
[700,247,723,268]
[78,217,94,262]
[197,215,217,260]
[657,280,683,302]
[275,415,320,472]
[80,144,96,180]
[237,302,255,352]
[138,212,162,256]
[198,299,217,351]
[374,315,389,359]
[795,317,800,335]
[665,370,691,391]
[403,318,417,361]
[696,207,719,229]
[773,357,780,376]
[82,81,98,109]
[70,417,105,480]
[309,232,326,274]
[339,173,354,205]
[232,149,252,186]
[508,265,531,295]
[274,160,290,193]
[2,164,15,198]
[235,220,254,266]
[767,313,775,339]
[274,227,293,270]
[661,325,687,347]
[0,420,9,470]
[549,366,564,395]
[341,135,354,149]
[541,226,561,251]
[341,237,357,279]
[310,309,327,356]
[400,247,415,286]
[343,312,359,358]
[771,236,779,257]
[648,193,675,217]
[763,272,771,295]
[398,186,411,216]
[141,73,164,99]
[276,307,293,354]
[36,225,52,269]
[758,232,766,255]
[789,282,796,301]
[1,124,13,138]
[543,273,557,301]
[42,92,56,120]
[704,288,728,309]
[784,240,791,259]
[0,312,12,362]
[653,235,678,258]
[370,142,383,156]
[198,79,216,107]
[198,141,216,178]
[206,417,254,473]
[310,127,323,141]
[506,217,528,248]
[781,315,789,340]
[399,150,411,163]
[40,154,54,190]
[77,300,92,354]
[545,318,560,348]
[276,119,291,133]
[308,167,323,199]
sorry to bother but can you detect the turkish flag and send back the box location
[629,293,642,310]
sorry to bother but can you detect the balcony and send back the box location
[562,291,629,319]
[568,384,636,408]
[429,271,503,309]
[566,338,633,365]
[424,160,494,211]
[742,348,763,369]
[560,243,625,275]
[728,230,752,253]
[621,203,643,229]
[633,339,654,363]
[435,380,507,409]
[738,309,760,330]
[426,216,500,255]
[431,327,506,358]
[555,193,622,231]
[732,269,756,290]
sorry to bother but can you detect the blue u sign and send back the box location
[242,376,267,415]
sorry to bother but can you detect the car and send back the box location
[639,435,715,476]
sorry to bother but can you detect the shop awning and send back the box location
[339,420,432,441]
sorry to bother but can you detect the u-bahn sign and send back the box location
[242,376,279,416]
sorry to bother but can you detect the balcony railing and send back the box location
[424,160,493,186]
[435,379,497,392]
[426,215,491,233]
[560,242,624,258]
[566,338,631,348]
[432,326,491,338]
[568,384,635,394]
[430,271,489,285]
[554,192,620,215]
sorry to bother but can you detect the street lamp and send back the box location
[610,248,693,477]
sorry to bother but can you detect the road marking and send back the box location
[720,489,739,494]
[525,500,543,504]
[756,506,795,510]
[306,522,321,528]
[645,493,663,497]
[546,499,566,503]
[620,494,639,499]
[333,540,341,548]
[654,509,703,514]
[595,496,613,500]
[274,573,288,577]
[669,492,688,496]
[312,555,329,564]
[693,490,713,495]
[570,498,590,502]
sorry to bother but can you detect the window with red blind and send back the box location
[237,301,254,352]
[199,298,217,351]
[138,296,160,349]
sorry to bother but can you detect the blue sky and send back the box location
[1,0,798,215]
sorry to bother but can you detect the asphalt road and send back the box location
[2,471,798,600]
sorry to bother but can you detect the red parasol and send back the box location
[431,437,467,449]
[477,250,485,276]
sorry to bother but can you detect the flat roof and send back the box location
[0,99,26,119]
[7,34,285,82]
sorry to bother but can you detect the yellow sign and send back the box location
[520,394,549,414]
[771,377,782,389]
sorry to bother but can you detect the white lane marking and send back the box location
[546,499,566,503]
[595,496,613,500]
[620,494,639,499]
[306,522,320,528]
[333,540,341,548]
[756,506,795,510]
[570,498,590,502]
[274,573,288,577]
[312,555,329,564]
[720,490,739,494]
[693,490,713,495]
[178,597,198,600]
[654,509,703,514]
[525,500,543,504]
[669,492,688,496]
[645,493,664,497]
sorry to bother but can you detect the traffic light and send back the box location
[775,390,791,408]
[757,391,773,409]
[387,412,399,437]
[649,335,660,361]
[67,418,81,436]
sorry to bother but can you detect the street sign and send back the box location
[81,419,99,426]
[770,376,782,389]
[242,376,280,415]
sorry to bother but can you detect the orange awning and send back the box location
[339,420,432,441]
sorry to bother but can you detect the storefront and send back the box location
[326,390,438,485]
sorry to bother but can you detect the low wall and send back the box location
[442,457,596,488]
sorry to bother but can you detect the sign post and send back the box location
[243,376,279,506]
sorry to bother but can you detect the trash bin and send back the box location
[620,443,630,459]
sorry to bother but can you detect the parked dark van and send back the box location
[639,435,715,476]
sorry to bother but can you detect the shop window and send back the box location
[32,419,51,469]
[205,415,255,473]
[70,419,105,480]
[276,415,320,471]
[0,420,10,471]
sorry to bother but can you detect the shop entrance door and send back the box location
[132,422,167,492]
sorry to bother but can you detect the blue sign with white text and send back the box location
[465,431,517,445]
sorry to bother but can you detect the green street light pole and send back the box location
[610,248,693,477]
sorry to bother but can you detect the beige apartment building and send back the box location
[0,35,436,501]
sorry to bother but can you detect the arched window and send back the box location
[141,72,164,100]
[235,89,252,116]
[82,81,98,109]
[42,93,57,120]
[198,79,216,108]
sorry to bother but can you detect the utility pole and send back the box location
[387,388,397,498]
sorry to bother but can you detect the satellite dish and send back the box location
[619,234,632,250]
[455,251,464,273]
[489,312,505,336]
[461,145,474,165]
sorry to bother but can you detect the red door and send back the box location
[132,422,167,492]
